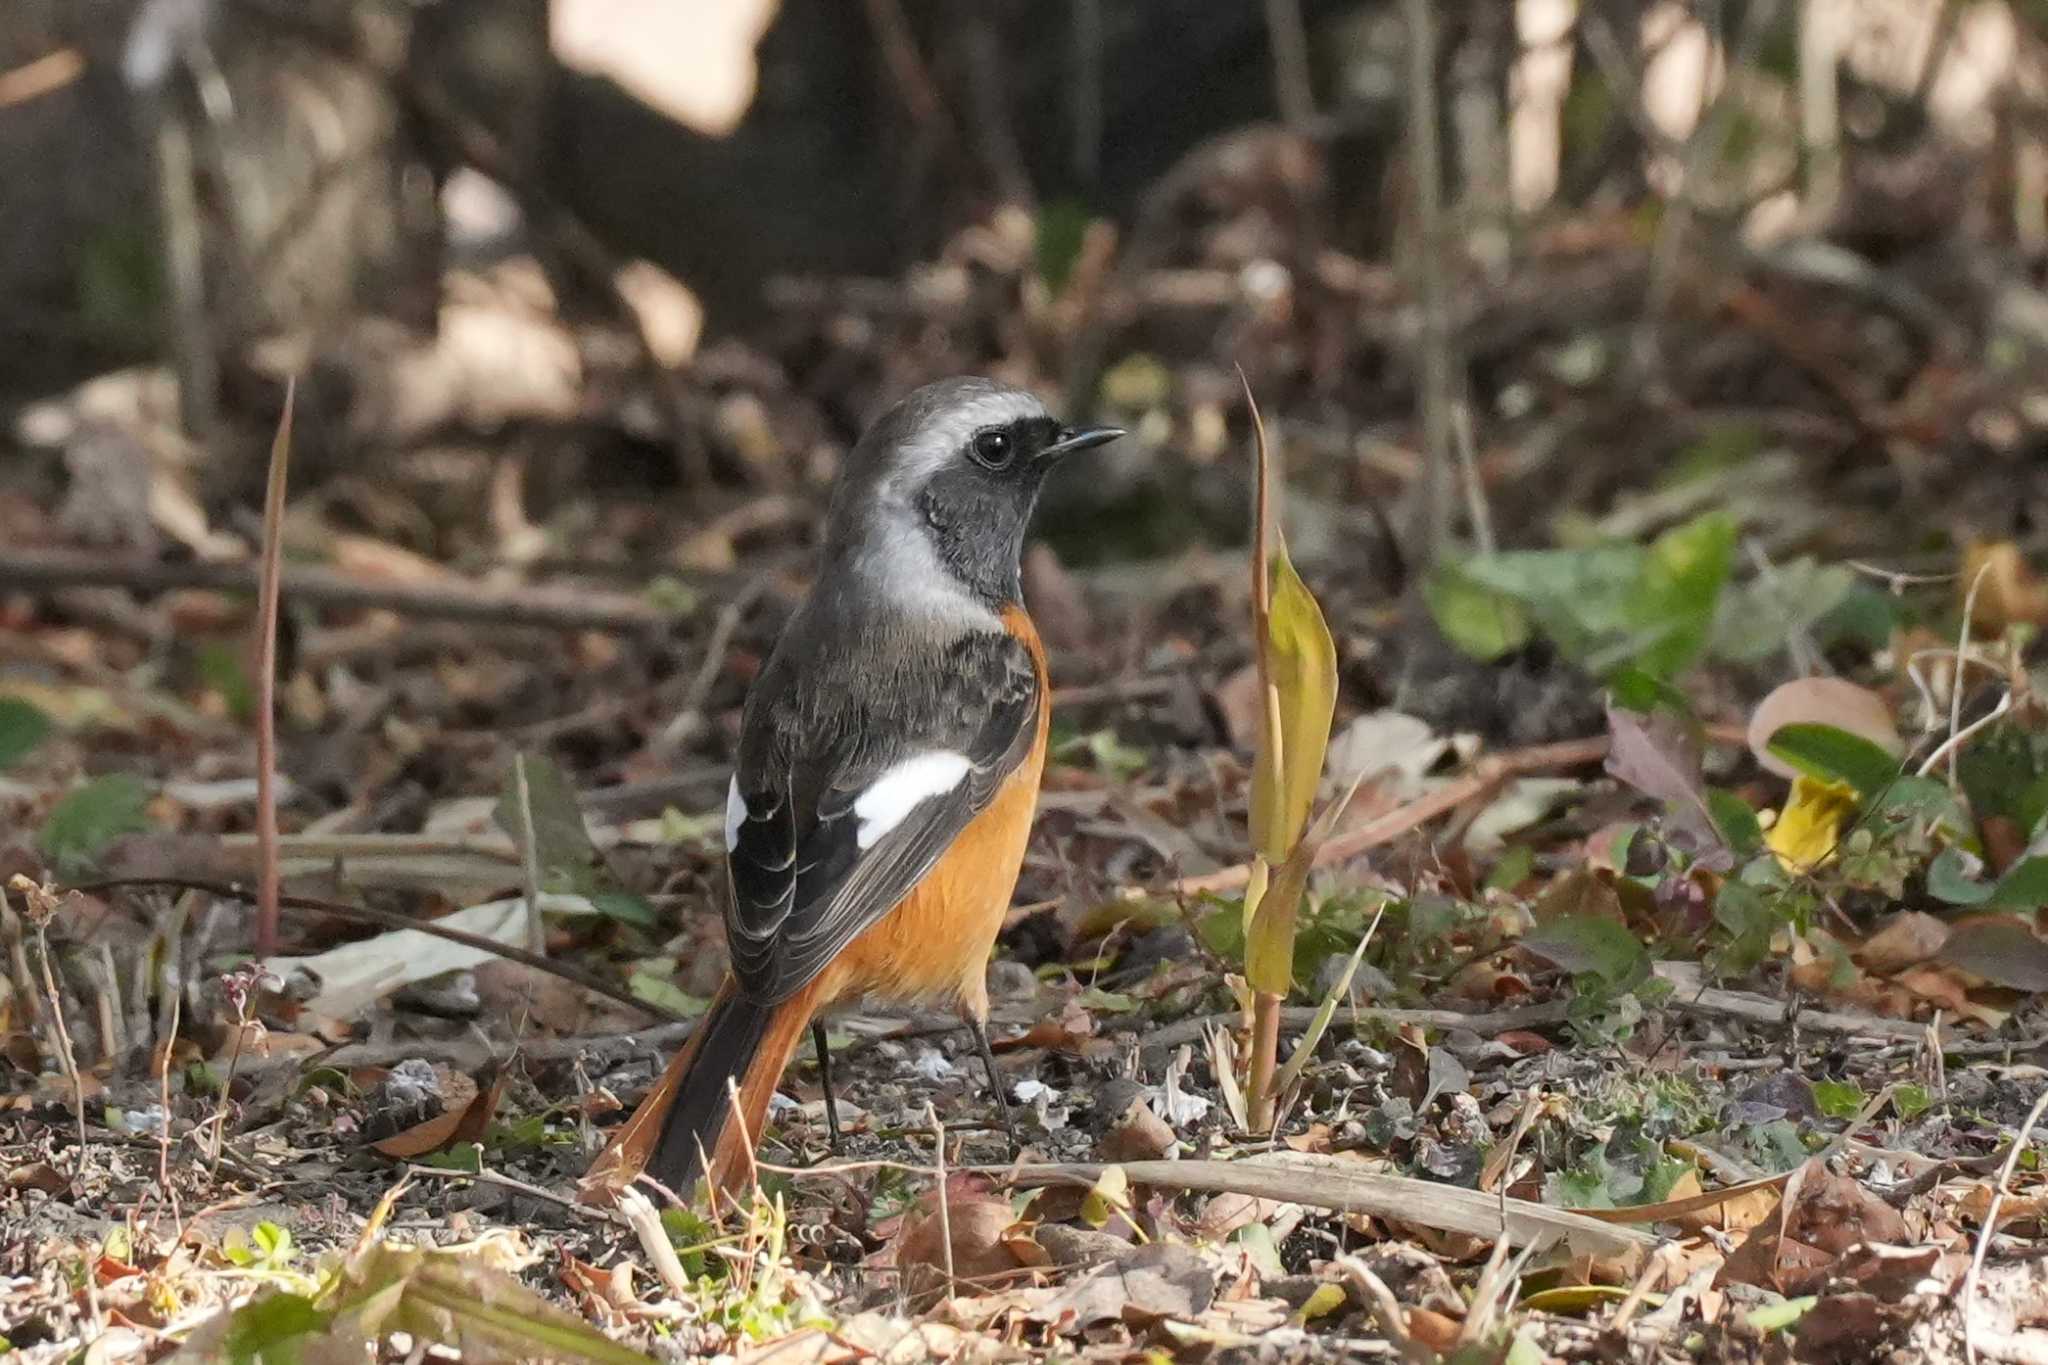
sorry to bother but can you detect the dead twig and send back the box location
[1963,1085,2048,1365]
[1263,0,1316,128]
[1160,735,1610,898]
[995,1157,1655,1258]
[1651,961,1932,1043]
[403,1163,612,1222]
[1131,999,1570,1054]
[76,876,685,1024]
[227,1020,700,1076]
[0,548,682,633]
[0,47,84,108]
[1401,0,1456,566]
[617,1188,693,1297]
[11,880,91,1178]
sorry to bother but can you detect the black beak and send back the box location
[1041,424,1125,460]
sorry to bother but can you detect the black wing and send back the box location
[722,629,1040,1005]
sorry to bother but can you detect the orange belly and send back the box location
[814,608,1049,1020]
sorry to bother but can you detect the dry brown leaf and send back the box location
[1962,540,2048,634]
[996,999,1097,1054]
[894,1175,1028,1300]
[1788,1170,1911,1256]
[1938,918,2048,992]
[1957,1184,2048,1229]
[1889,964,1974,1014]
[1854,912,1950,974]
[371,1064,504,1159]
[1406,1307,1464,1351]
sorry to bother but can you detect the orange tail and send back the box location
[581,977,817,1206]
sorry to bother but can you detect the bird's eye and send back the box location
[970,428,1013,469]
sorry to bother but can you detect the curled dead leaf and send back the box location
[1747,678,1900,781]
[895,1176,1029,1300]
[1962,540,2048,634]
[1853,913,1950,976]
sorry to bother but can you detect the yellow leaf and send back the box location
[1292,1282,1348,1324]
[1242,857,1270,933]
[1245,833,1317,995]
[1250,548,1338,862]
[1081,1165,1130,1227]
[1766,774,1858,872]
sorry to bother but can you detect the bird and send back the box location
[584,377,1123,1204]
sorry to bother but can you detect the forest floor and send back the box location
[5,180,2048,1363]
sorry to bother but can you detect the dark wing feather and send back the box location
[724,630,1040,1005]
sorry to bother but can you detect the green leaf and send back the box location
[1423,562,1532,662]
[1926,847,1994,906]
[1893,1084,1931,1119]
[660,1207,717,1278]
[220,1291,329,1363]
[1710,557,1855,663]
[1812,584,1903,652]
[1957,722,2048,843]
[1706,789,1763,857]
[1629,511,1736,678]
[590,891,657,926]
[38,774,152,874]
[628,972,708,1017]
[250,1221,294,1268]
[1811,1080,1864,1120]
[1607,667,1693,715]
[0,698,52,770]
[1034,198,1093,292]
[1520,914,1647,984]
[1765,723,1901,799]
[1989,857,2048,910]
[1486,845,1535,892]
[1746,1296,1817,1334]
[1460,542,1644,664]
[495,755,602,896]
[1869,775,1972,840]
[1454,511,1734,680]
[197,641,257,721]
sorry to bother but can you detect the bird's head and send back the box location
[824,377,1122,613]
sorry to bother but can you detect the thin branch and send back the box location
[1133,998,1571,1054]
[33,906,91,1177]
[1159,735,1611,898]
[0,548,680,633]
[1963,1085,2048,1365]
[996,1158,1655,1258]
[1264,0,1317,128]
[0,46,83,108]
[1402,0,1455,567]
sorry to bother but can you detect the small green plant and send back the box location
[38,774,153,875]
[221,1222,297,1274]
[0,697,52,770]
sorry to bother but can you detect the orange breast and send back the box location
[816,606,1049,1019]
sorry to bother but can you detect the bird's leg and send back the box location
[811,1020,843,1150]
[965,1017,1019,1157]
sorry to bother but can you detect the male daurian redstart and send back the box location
[585,378,1123,1203]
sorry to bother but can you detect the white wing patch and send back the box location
[724,776,747,848]
[853,751,972,849]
